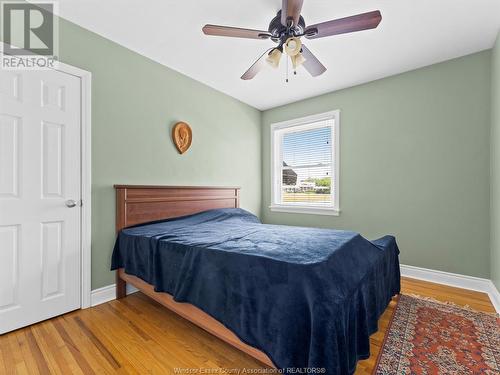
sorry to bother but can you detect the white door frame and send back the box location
[1,43,92,309]
[56,61,92,309]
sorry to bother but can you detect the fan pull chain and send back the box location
[286,56,289,83]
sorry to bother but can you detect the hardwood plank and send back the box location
[30,323,70,375]
[0,328,16,375]
[400,277,496,313]
[0,277,496,374]
[14,330,40,375]
[74,317,121,370]
[7,332,25,371]
[124,293,264,368]
[87,305,173,373]
[25,328,51,375]
[53,318,96,375]
[59,313,117,374]
[104,304,151,342]
[109,300,230,369]
[73,310,142,374]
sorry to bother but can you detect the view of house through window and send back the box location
[271,111,339,214]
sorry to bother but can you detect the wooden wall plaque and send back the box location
[172,122,192,154]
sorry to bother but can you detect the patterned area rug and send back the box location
[373,294,500,374]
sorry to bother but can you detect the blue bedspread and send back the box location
[111,208,400,374]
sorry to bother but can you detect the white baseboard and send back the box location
[90,266,499,313]
[486,281,500,313]
[90,283,138,307]
[401,264,500,313]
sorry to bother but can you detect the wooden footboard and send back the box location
[114,185,274,368]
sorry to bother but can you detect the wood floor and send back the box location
[0,277,496,375]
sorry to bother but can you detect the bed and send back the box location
[111,185,400,374]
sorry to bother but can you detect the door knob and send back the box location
[65,199,79,208]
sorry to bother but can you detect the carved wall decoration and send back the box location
[172,122,192,154]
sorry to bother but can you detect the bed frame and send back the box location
[114,185,274,367]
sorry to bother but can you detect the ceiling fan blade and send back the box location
[202,24,271,39]
[281,0,304,26]
[301,45,327,77]
[305,10,382,39]
[241,49,273,80]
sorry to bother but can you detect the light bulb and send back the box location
[284,37,302,56]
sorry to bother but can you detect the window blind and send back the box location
[280,120,334,206]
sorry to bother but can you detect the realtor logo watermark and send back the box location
[1,1,59,69]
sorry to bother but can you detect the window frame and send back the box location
[270,110,340,216]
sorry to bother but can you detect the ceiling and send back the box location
[58,0,500,110]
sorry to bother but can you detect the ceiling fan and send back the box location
[202,0,382,80]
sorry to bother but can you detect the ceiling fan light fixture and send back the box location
[284,37,302,56]
[202,2,382,80]
[291,52,306,69]
[266,48,283,68]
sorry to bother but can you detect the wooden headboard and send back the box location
[114,185,240,232]
[113,184,274,367]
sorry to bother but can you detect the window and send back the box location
[270,110,340,216]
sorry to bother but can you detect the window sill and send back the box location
[269,205,340,216]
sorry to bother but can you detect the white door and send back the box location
[0,66,81,334]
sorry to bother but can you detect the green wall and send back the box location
[262,51,492,278]
[57,21,262,289]
[4,8,497,287]
[492,33,500,290]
